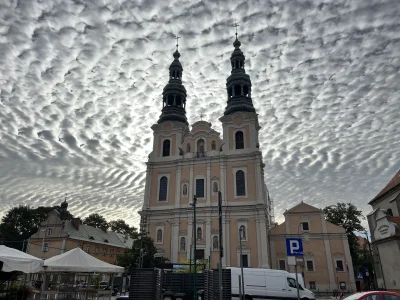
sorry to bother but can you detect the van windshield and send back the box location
[287,278,303,290]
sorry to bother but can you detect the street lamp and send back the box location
[239,227,245,300]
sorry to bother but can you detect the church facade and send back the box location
[139,37,273,268]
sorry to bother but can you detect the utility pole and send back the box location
[191,195,198,300]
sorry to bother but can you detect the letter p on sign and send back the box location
[286,238,303,256]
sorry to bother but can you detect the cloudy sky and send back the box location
[0,0,399,228]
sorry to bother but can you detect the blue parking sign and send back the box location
[286,238,304,256]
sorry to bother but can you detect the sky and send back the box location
[0,0,399,228]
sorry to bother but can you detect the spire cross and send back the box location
[175,35,181,51]
[233,23,239,39]
[199,110,205,121]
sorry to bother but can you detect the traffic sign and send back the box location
[286,238,304,256]
[357,272,364,280]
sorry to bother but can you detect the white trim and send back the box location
[237,247,251,267]
[157,173,170,203]
[195,175,206,199]
[233,129,246,149]
[237,221,248,242]
[161,137,171,157]
[156,226,164,244]
[232,166,248,199]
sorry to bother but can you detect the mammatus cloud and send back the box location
[0,0,399,227]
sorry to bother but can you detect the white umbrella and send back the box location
[0,245,44,273]
[43,247,124,273]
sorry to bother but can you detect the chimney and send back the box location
[101,226,108,233]
[71,218,81,230]
[124,232,129,241]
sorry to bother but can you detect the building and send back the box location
[269,202,356,292]
[27,209,134,264]
[138,36,273,268]
[367,169,400,292]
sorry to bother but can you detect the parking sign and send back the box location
[286,238,304,256]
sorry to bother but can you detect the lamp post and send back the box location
[239,227,245,300]
[297,223,305,288]
[190,195,197,300]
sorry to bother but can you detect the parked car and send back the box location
[99,281,109,289]
[344,291,400,300]
[228,267,315,300]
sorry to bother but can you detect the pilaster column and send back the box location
[173,94,176,105]
[175,164,182,208]
[343,236,356,290]
[232,86,235,96]
[322,217,336,289]
[223,219,230,267]
[187,220,193,260]
[189,162,194,204]
[206,220,211,262]
[256,217,262,267]
[172,221,180,263]
[206,163,211,205]
[143,165,152,209]
[255,158,263,204]
[219,160,227,206]
[257,217,270,268]
[240,84,244,95]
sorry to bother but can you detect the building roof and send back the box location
[284,202,322,214]
[63,222,134,249]
[370,169,400,204]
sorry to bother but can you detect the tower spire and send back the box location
[223,25,256,116]
[157,37,188,125]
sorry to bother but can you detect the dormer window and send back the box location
[162,139,170,157]
[104,239,109,243]
[89,236,94,240]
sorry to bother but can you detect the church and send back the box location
[139,35,273,268]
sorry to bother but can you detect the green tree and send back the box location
[108,219,138,239]
[83,213,108,228]
[117,236,167,271]
[323,203,365,267]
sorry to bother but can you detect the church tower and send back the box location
[139,35,272,268]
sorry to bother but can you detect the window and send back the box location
[279,259,286,270]
[110,249,114,257]
[211,140,216,150]
[86,247,90,254]
[387,208,393,216]
[235,131,244,149]
[162,139,170,157]
[213,182,218,193]
[241,254,249,268]
[182,184,188,196]
[336,260,344,271]
[309,281,316,290]
[306,260,314,271]
[212,236,219,250]
[239,225,246,240]
[103,249,107,256]
[197,139,205,153]
[47,227,53,236]
[383,294,400,300]
[95,248,99,255]
[42,243,49,252]
[196,179,205,198]
[195,249,205,260]
[302,222,310,231]
[197,227,203,240]
[159,176,168,201]
[287,278,297,288]
[186,143,191,153]
[236,170,246,196]
[157,229,163,243]
[180,237,186,252]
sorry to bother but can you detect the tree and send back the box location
[108,219,138,239]
[83,213,108,228]
[117,236,167,271]
[323,203,365,267]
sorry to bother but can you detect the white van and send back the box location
[229,267,315,300]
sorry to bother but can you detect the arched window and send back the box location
[162,139,170,157]
[197,227,202,240]
[387,208,393,217]
[211,140,216,150]
[213,182,218,193]
[236,170,246,196]
[197,139,205,153]
[182,184,188,196]
[239,225,246,240]
[157,229,163,243]
[180,237,186,252]
[235,131,244,149]
[213,236,219,250]
[186,143,191,153]
[234,85,241,96]
[159,176,168,201]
